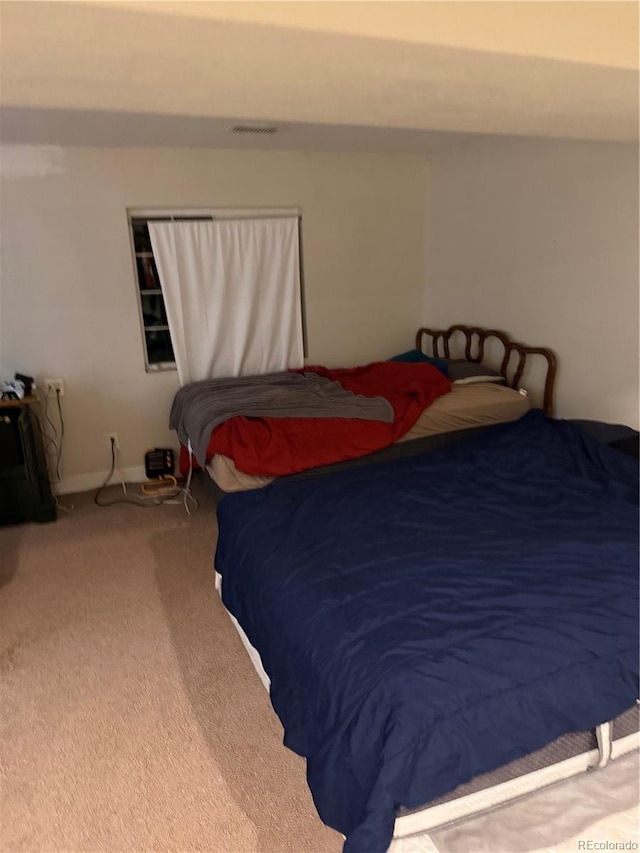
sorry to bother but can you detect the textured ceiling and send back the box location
[1,1,638,153]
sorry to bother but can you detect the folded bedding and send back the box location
[202,361,451,475]
[215,411,639,853]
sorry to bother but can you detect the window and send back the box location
[128,209,304,373]
[130,215,195,371]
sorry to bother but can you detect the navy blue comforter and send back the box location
[215,411,639,853]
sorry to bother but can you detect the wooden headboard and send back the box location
[416,325,557,417]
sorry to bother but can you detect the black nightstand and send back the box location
[0,397,56,526]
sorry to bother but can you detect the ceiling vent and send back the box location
[228,124,280,135]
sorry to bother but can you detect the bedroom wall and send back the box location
[423,137,639,428]
[0,145,428,492]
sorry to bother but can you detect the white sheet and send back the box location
[149,217,303,384]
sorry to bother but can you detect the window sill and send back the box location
[146,362,177,374]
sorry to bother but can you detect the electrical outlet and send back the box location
[106,432,119,450]
[44,378,65,397]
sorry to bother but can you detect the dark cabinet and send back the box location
[0,397,56,525]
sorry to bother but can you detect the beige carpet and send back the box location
[0,480,341,853]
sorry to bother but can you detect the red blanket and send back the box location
[195,361,451,477]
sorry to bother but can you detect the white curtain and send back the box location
[148,217,303,384]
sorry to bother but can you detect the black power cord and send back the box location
[55,388,64,483]
[35,387,73,512]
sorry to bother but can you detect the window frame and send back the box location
[127,207,305,374]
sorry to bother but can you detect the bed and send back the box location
[212,327,638,853]
[202,325,553,492]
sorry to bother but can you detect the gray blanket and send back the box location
[170,371,394,466]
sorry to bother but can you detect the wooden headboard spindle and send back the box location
[415,325,557,417]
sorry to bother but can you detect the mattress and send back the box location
[207,382,530,492]
[214,569,639,847]
[215,411,639,852]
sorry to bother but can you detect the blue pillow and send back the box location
[389,349,449,376]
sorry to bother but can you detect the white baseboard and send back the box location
[55,465,148,496]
